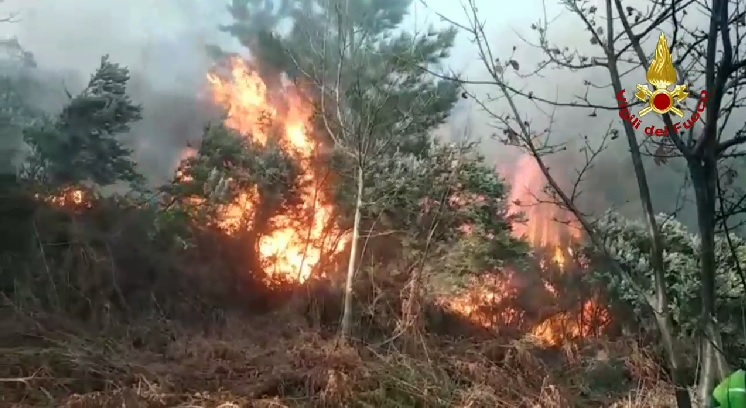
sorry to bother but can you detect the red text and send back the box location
[615,90,709,137]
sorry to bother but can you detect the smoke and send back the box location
[0,0,724,226]
[0,0,234,183]
[436,0,714,227]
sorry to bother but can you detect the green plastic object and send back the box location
[713,369,746,408]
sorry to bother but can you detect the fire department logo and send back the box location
[635,33,688,117]
[616,32,707,137]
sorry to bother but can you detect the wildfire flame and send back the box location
[531,297,611,345]
[442,272,525,328]
[205,58,347,283]
[36,187,89,209]
[442,155,609,346]
[511,156,610,344]
[509,155,581,270]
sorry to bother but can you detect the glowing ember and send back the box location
[37,187,89,208]
[206,58,347,283]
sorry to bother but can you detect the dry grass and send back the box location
[0,301,680,408]
[0,193,683,407]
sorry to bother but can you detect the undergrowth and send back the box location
[0,306,679,407]
[0,187,682,407]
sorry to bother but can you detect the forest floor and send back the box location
[0,303,681,408]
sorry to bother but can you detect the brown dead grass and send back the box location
[0,303,680,408]
[0,196,682,407]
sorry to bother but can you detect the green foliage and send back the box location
[22,55,143,187]
[358,140,527,279]
[163,124,303,231]
[216,0,458,157]
[208,0,521,287]
[588,211,746,351]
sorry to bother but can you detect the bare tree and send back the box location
[431,0,746,404]
[605,1,746,400]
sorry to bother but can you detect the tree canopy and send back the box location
[214,0,459,157]
[23,56,143,187]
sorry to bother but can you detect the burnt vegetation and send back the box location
[1,0,746,407]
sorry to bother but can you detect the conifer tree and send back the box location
[24,55,143,187]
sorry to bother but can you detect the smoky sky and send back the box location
[445,0,732,227]
[0,0,235,183]
[0,0,726,226]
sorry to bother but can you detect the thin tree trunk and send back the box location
[340,165,363,340]
[606,66,692,408]
[626,141,691,408]
[608,3,693,403]
[691,159,730,404]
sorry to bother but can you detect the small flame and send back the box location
[530,298,611,346]
[552,246,565,271]
[36,187,89,208]
[441,272,525,327]
[646,33,677,89]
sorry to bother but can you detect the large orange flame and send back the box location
[206,58,347,283]
[442,154,609,345]
[508,155,581,252]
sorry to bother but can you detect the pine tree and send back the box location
[23,55,143,187]
[214,0,459,155]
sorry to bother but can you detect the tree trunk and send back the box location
[607,3,692,402]
[340,165,363,340]
[606,65,692,408]
[629,148,691,408]
[691,159,730,405]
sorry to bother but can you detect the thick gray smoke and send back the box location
[0,0,720,226]
[0,0,235,183]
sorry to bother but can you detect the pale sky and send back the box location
[0,0,548,92]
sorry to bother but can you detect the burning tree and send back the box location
[199,0,528,342]
[434,0,746,405]
[165,59,350,285]
[165,122,307,271]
